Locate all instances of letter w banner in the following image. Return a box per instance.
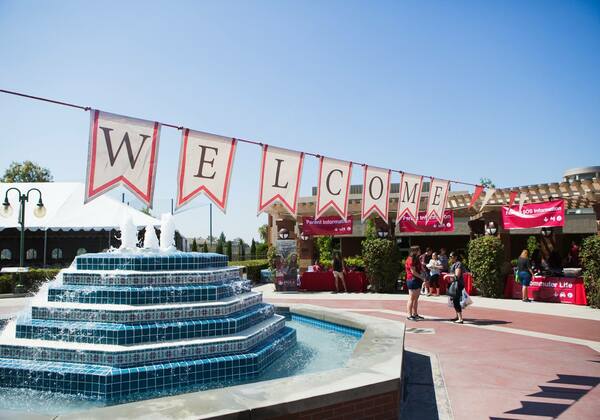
[361,165,391,222]
[316,157,352,219]
[396,173,423,224]
[176,129,237,212]
[85,110,160,207]
[257,145,304,217]
[426,178,450,224]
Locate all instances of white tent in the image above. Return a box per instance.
[0,182,160,231]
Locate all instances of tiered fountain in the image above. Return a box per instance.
[0,215,296,401]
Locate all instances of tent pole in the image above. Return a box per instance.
[43,229,47,267]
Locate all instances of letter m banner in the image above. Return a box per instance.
[85,110,160,207]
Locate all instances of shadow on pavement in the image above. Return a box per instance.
[491,373,600,419]
[401,351,440,420]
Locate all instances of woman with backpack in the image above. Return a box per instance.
[448,252,465,324]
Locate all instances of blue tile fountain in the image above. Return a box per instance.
[0,216,296,401]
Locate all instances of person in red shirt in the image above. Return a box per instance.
[406,246,426,321]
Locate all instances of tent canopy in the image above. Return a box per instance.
[0,182,161,232]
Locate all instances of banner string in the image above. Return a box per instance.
[0,88,481,188]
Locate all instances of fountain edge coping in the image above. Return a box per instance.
[12,304,405,420]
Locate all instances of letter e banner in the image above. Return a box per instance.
[85,110,160,207]
[426,178,450,224]
[176,129,237,212]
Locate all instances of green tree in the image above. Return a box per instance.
[239,240,246,259]
[581,235,600,308]
[316,236,333,268]
[202,242,208,253]
[216,232,225,254]
[226,240,233,260]
[362,237,401,293]
[191,238,198,252]
[468,235,505,297]
[250,239,257,258]
[2,161,53,182]
[479,177,495,188]
[258,224,268,243]
[526,236,539,257]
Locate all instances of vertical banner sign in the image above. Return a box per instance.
[85,110,160,207]
[508,191,518,207]
[176,129,237,212]
[396,173,423,224]
[480,188,496,211]
[518,192,528,213]
[426,178,450,224]
[361,165,391,222]
[468,185,484,209]
[257,145,304,217]
[316,157,352,219]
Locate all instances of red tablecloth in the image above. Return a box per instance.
[504,275,587,305]
[440,272,475,295]
[300,271,367,292]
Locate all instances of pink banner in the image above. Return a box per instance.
[302,216,353,236]
[398,210,454,232]
[502,199,565,230]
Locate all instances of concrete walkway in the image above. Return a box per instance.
[256,284,600,420]
[2,289,599,419]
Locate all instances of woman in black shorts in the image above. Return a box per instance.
[405,246,426,321]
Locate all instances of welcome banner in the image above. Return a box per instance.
[361,165,391,222]
[502,199,565,230]
[396,173,423,224]
[315,157,353,219]
[398,210,454,232]
[85,110,160,207]
[257,145,304,217]
[176,129,237,212]
[426,178,450,224]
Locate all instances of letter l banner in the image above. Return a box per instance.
[426,178,450,224]
[361,165,391,222]
[316,157,352,219]
[85,110,160,207]
[257,145,304,217]
[176,129,237,212]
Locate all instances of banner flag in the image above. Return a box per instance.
[361,165,391,222]
[518,192,528,213]
[303,215,353,236]
[316,157,352,219]
[508,191,518,207]
[176,129,237,212]
[85,110,160,207]
[468,185,484,209]
[426,178,450,224]
[479,188,496,211]
[502,199,565,230]
[257,145,304,217]
[396,173,423,224]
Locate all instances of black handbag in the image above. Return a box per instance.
[447,279,458,296]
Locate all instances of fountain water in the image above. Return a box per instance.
[0,218,296,401]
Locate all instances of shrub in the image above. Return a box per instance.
[229,259,269,282]
[581,235,600,308]
[468,235,505,297]
[344,255,365,271]
[316,236,333,268]
[362,238,401,293]
[0,268,60,294]
[526,235,539,257]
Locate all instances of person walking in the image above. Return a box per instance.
[406,246,426,321]
[448,252,465,323]
[420,247,433,295]
[427,252,444,296]
[517,249,534,302]
[332,252,348,293]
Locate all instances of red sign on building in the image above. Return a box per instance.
[502,199,565,230]
[398,210,454,233]
[302,216,353,236]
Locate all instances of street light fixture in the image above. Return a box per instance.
[278,228,289,240]
[541,227,553,237]
[485,221,498,236]
[299,230,309,241]
[0,187,46,271]
[377,228,388,238]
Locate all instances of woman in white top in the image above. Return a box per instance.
[426,252,444,296]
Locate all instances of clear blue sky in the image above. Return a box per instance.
[1,0,599,242]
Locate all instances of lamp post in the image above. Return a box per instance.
[377,227,389,239]
[485,221,498,236]
[541,227,553,237]
[0,188,46,285]
[299,230,309,241]
[278,228,289,240]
